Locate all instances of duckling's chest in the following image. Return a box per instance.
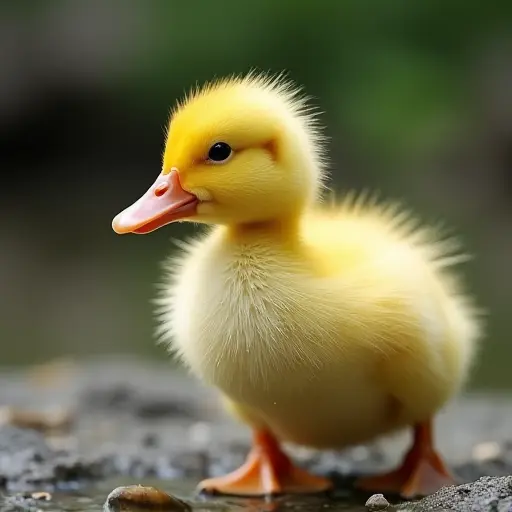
[165,236,343,395]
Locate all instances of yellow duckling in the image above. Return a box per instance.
[112,72,483,499]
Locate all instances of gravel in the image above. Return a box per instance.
[0,356,511,511]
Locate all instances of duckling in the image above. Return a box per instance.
[112,72,483,499]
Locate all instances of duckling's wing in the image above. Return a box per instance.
[302,194,483,417]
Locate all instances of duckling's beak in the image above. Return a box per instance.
[112,170,198,234]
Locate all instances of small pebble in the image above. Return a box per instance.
[0,406,73,434]
[105,485,191,511]
[30,492,52,501]
[365,493,389,511]
[5,491,53,511]
[472,441,501,462]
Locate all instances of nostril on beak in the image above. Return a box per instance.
[154,182,169,197]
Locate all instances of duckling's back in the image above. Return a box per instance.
[311,193,479,322]
[304,194,468,280]
[301,194,482,394]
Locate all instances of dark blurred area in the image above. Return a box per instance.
[0,1,511,388]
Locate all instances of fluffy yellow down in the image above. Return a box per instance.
[152,72,483,449]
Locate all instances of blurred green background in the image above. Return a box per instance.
[0,1,511,388]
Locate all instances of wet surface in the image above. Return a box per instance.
[0,478,373,512]
[0,357,512,511]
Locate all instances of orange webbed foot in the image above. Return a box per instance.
[356,420,456,499]
[198,430,332,496]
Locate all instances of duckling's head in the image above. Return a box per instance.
[112,72,327,234]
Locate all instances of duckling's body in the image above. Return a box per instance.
[162,204,475,451]
[112,72,483,499]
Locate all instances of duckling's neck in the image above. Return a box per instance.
[225,215,302,245]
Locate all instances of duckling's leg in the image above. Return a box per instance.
[356,420,456,499]
[198,429,332,496]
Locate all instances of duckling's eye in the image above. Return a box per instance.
[207,142,232,164]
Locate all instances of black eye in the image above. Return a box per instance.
[207,142,232,163]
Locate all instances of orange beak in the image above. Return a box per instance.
[112,170,198,235]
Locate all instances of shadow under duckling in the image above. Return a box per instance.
[112,72,484,500]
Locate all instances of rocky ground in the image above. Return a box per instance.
[0,356,511,511]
